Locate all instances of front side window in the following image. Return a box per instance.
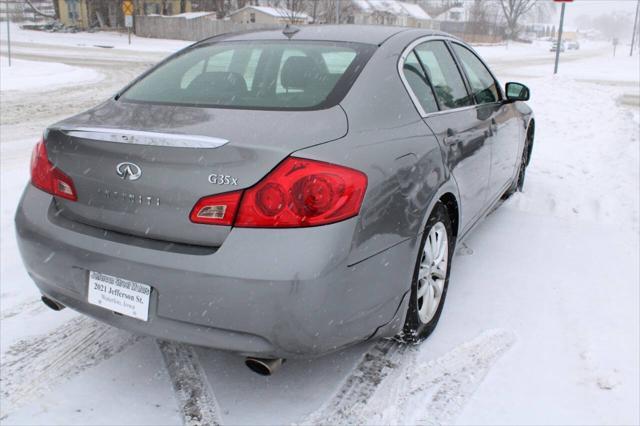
[122,41,375,110]
[402,51,438,114]
[414,41,473,110]
[451,43,500,104]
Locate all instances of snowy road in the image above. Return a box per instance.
[1,30,639,426]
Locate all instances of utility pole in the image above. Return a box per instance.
[5,1,11,67]
[335,0,340,24]
[553,2,567,74]
[631,0,639,56]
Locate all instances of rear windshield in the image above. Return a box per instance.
[121,41,375,111]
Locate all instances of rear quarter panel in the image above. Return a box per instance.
[296,31,453,267]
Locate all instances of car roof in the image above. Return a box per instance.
[198,25,452,46]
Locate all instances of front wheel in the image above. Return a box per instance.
[400,203,454,343]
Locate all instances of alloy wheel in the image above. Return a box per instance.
[417,222,449,324]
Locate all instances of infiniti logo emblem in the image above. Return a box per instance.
[116,162,142,181]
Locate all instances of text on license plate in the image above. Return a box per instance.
[88,271,151,321]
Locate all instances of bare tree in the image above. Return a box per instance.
[214,0,228,18]
[313,0,352,24]
[498,0,539,38]
[24,0,56,19]
[467,0,490,35]
[421,0,461,20]
[279,0,308,24]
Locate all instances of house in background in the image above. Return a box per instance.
[0,0,55,22]
[229,6,311,25]
[56,0,192,29]
[349,0,435,29]
[441,6,464,22]
[140,0,192,16]
[57,0,89,28]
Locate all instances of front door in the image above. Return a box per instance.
[450,42,522,199]
[414,40,492,232]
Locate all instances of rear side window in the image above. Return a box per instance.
[122,41,375,111]
[451,43,500,104]
[402,51,438,114]
[414,41,473,110]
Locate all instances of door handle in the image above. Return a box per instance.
[444,128,459,145]
[490,118,498,135]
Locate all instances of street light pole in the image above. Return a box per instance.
[5,2,11,67]
[553,2,566,74]
[631,0,639,56]
[336,0,340,24]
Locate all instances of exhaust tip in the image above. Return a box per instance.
[41,296,65,311]
[245,357,284,376]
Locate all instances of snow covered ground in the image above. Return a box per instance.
[0,58,102,92]
[1,28,639,425]
[4,23,191,53]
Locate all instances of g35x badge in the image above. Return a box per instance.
[208,173,238,186]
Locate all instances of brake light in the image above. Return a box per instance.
[235,157,367,228]
[30,139,77,201]
[190,191,242,225]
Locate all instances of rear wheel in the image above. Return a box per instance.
[504,125,534,199]
[401,203,454,343]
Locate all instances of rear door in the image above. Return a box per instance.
[411,40,492,232]
[450,42,521,200]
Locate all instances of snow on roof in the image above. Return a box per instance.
[230,5,309,20]
[354,0,431,21]
[161,12,215,19]
[398,2,430,20]
[353,0,372,13]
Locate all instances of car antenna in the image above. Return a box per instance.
[283,24,300,40]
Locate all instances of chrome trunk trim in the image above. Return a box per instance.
[56,127,229,149]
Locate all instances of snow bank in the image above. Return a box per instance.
[7,23,191,53]
[0,58,103,92]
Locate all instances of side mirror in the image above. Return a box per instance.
[505,82,530,102]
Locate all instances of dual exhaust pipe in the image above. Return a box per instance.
[42,296,285,375]
[41,296,65,311]
[245,357,285,376]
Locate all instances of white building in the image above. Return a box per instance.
[350,0,435,28]
[229,5,311,25]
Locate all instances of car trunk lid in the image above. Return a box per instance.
[46,101,347,247]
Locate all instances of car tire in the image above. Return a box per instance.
[400,202,454,343]
[503,125,534,199]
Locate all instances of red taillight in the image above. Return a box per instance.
[30,139,77,201]
[235,157,367,228]
[190,191,242,225]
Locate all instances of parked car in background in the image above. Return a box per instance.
[15,25,534,375]
[567,41,580,50]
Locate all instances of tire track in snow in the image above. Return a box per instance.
[157,340,221,426]
[303,329,515,425]
[301,339,409,424]
[0,298,47,320]
[0,316,142,415]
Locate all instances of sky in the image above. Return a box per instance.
[559,0,639,27]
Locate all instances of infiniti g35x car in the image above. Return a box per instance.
[16,25,534,365]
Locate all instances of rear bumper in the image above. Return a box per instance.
[15,185,416,358]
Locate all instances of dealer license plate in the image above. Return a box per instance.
[88,271,151,321]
